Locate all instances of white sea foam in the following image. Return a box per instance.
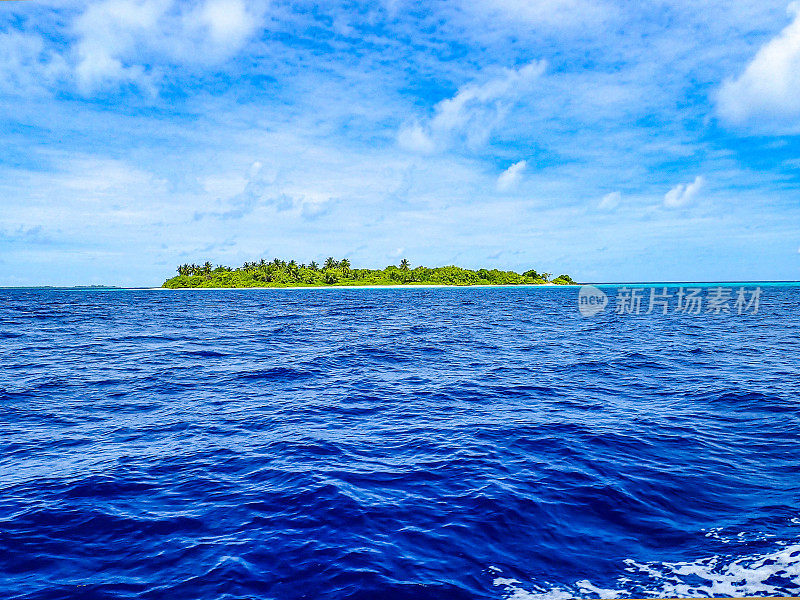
[491,543,800,599]
[701,527,777,544]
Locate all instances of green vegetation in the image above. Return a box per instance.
[162,258,576,288]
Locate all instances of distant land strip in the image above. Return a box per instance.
[162,258,575,288]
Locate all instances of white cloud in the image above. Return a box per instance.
[0,32,69,95]
[73,0,165,93]
[396,123,436,153]
[381,0,403,19]
[469,0,610,28]
[664,176,704,208]
[300,199,333,220]
[0,153,171,245]
[198,0,254,49]
[398,61,546,152]
[194,160,343,221]
[496,160,526,191]
[46,156,164,195]
[598,191,621,210]
[718,4,800,128]
[72,0,262,93]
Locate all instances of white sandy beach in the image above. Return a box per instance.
[151,283,567,290]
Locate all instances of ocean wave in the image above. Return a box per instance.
[491,542,800,599]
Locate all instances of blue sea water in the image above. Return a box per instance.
[1,285,799,600]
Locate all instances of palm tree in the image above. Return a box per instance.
[324,257,336,270]
[309,261,319,271]
[287,260,299,280]
[339,258,351,276]
[203,261,212,275]
[400,258,410,271]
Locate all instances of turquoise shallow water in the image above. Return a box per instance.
[1,285,799,599]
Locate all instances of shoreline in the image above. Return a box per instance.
[153,283,566,290]
[152,280,800,290]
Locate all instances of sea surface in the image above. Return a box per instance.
[1,285,799,600]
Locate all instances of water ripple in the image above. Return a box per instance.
[0,286,799,599]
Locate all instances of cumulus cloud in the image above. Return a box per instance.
[73,0,262,93]
[398,61,546,152]
[598,191,621,210]
[664,176,704,208]
[496,160,526,191]
[718,4,800,128]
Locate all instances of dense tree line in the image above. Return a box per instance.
[164,258,575,288]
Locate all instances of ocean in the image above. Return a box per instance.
[1,285,799,599]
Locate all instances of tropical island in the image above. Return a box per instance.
[162,258,575,288]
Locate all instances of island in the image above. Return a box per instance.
[162,258,576,288]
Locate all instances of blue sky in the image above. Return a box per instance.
[1,0,799,285]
